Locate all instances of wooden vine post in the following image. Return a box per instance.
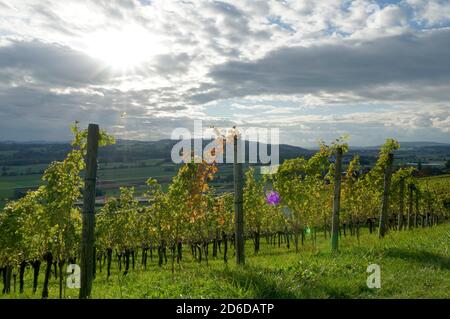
[79,124,99,299]
[331,147,343,253]
[233,129,245,265]
[379,153,394,238]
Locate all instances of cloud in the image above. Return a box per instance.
[0,0,449,145]
[231,103,276,111]
[152,53,191,75]
[407,0,450,26]
[0,39,112,87]
[195,29,450,104]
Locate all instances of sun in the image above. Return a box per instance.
[83,25,164,70]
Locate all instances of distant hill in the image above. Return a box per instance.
[358,141,450,150]
[0,139,448,167]
[0,139,311,166]
[101,139,312,163]
[397,141,450,148]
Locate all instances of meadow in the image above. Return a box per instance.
[2,223,448,299]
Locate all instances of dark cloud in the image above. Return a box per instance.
[0,40,112,87]
[0,85,231,141]
[153,53,191,75]
[193,29,450,103]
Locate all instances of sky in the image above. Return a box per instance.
[0,0,449,147]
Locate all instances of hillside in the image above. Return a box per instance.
[1,139,449,166]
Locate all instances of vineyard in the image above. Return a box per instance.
[0,124,449,299]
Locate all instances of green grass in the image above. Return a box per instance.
[0,174,42,198]
[0,165,178,200]
[0,164,48,174]
[0,162,236,203]
[98,166,175,182]
[2,223,449,299]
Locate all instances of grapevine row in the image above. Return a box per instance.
[0,126,448,298]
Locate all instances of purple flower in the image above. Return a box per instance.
[266,190,281,206]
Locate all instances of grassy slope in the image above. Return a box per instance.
[3,223,449,299]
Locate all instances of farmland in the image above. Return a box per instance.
[0,161,236,204]
[1,139,449,207]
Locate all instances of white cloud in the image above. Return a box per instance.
[0,0,449,145]
[407,0,450,26]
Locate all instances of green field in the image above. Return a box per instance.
[0,161,236,205]
[3,223,448,299]
[0,174,42,199]
[0,163,172,199]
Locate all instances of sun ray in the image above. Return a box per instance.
[82,25,165,71]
